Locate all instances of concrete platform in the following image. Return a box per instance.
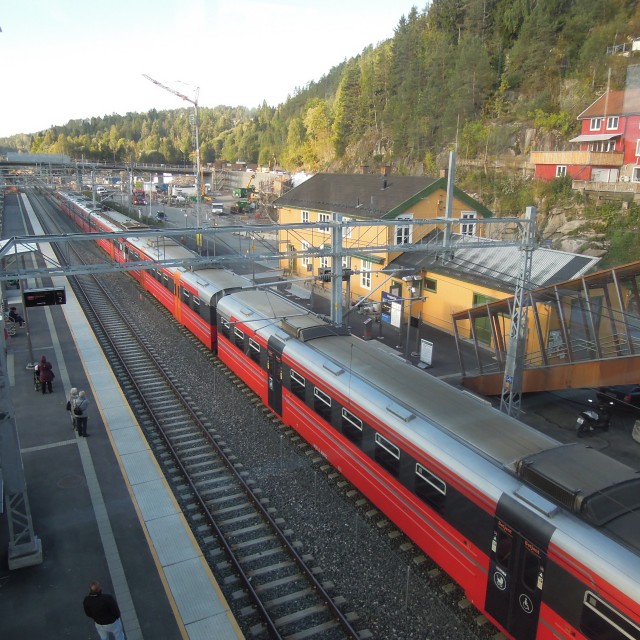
[0,192,244,639]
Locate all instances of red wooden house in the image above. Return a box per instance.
[531,89,640,183]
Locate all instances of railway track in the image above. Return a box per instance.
[31,190,369,640]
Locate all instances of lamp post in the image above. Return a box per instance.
[142,74,201,236]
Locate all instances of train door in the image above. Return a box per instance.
[267,336,285,416]
[485,495,554,640]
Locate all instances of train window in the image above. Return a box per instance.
[415,463,446,512]
[375,433,400,476]
[234,327,244,349]
[522,548,540,591]
[182,289,191,305]
[341,408,363,443]
[220,318,231,339]
[194,297,200,311]
[580,591,640,640]
[290,369,306,401]
[314,387,332,421]
[495,527,513,568]
[249,339,260,364]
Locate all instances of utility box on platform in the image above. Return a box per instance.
[23,287,66,308]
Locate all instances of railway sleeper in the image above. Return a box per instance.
[207,491,251,508]
[223,522,270,538]
[239,547,285,565]
[232,534,277,550]
[262,587,314,609]
[198,483,238,498]
[273,605,337,631]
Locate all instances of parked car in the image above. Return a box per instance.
[596,385,640,412]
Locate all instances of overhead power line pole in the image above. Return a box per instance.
[499,205,537,418]
[142,74,202,236]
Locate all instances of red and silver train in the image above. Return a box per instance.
[56,190,640,640]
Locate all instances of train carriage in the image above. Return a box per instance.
[216,289,640,640]
[54,190,640,640]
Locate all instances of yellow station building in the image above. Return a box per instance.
[274,170,600,342]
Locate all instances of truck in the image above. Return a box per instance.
[230,199,251,214]
[132,189,146,205]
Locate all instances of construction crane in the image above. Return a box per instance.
[142,74,202,230]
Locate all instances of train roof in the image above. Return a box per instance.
[219,288,640,552]
[223,290,344,340]
[220,289,555,465]
[180,266,251,303]
[516,445,640,550]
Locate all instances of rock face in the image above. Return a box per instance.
[537,201,610,256]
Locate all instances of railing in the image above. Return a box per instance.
[523,332,640,369]
[460,331,640,379]
[530,150,624,166]
[573,180,640,194]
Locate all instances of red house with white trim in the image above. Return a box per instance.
[531,89,640,183]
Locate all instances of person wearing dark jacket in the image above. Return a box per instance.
[38,355,54,394]
[83,581,125,640]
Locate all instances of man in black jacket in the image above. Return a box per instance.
[83,581,125,639]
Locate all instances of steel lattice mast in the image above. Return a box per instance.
[499,206,537,417]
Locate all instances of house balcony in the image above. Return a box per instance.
[530,150,624,166]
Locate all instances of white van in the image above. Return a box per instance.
[211,202,225,215]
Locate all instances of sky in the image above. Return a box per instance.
[0,0,420,138]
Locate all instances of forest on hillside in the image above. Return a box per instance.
[2,0,639,175]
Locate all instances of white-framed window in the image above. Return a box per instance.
[360,260,372,289]
[556,165,567,177]
[636,139,640,157]
[580,591,640,640]
[313,386,332,420]
[589,117,602,131]
[396,224,411,245]
[290,369,306,400]
[606,116,619,130]
[338,215,353,239]
[301,210,309,223]
[320,254,330,270]
[633,166,640,182]
[301,240,312,267]
[460,211,477,237]
[319,212,331,233]
[248,338,260,363]
[589,139,617,152]
[395,214,413,245]
[342,255,351,270]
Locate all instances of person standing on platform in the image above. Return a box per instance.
[83,581,126,640]
[67,387,79,431]
[75,390,89,436]
[38,355,54,394]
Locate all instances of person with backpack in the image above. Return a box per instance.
[75,390,89,437]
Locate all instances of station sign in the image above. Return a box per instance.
[23,287,66,307]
